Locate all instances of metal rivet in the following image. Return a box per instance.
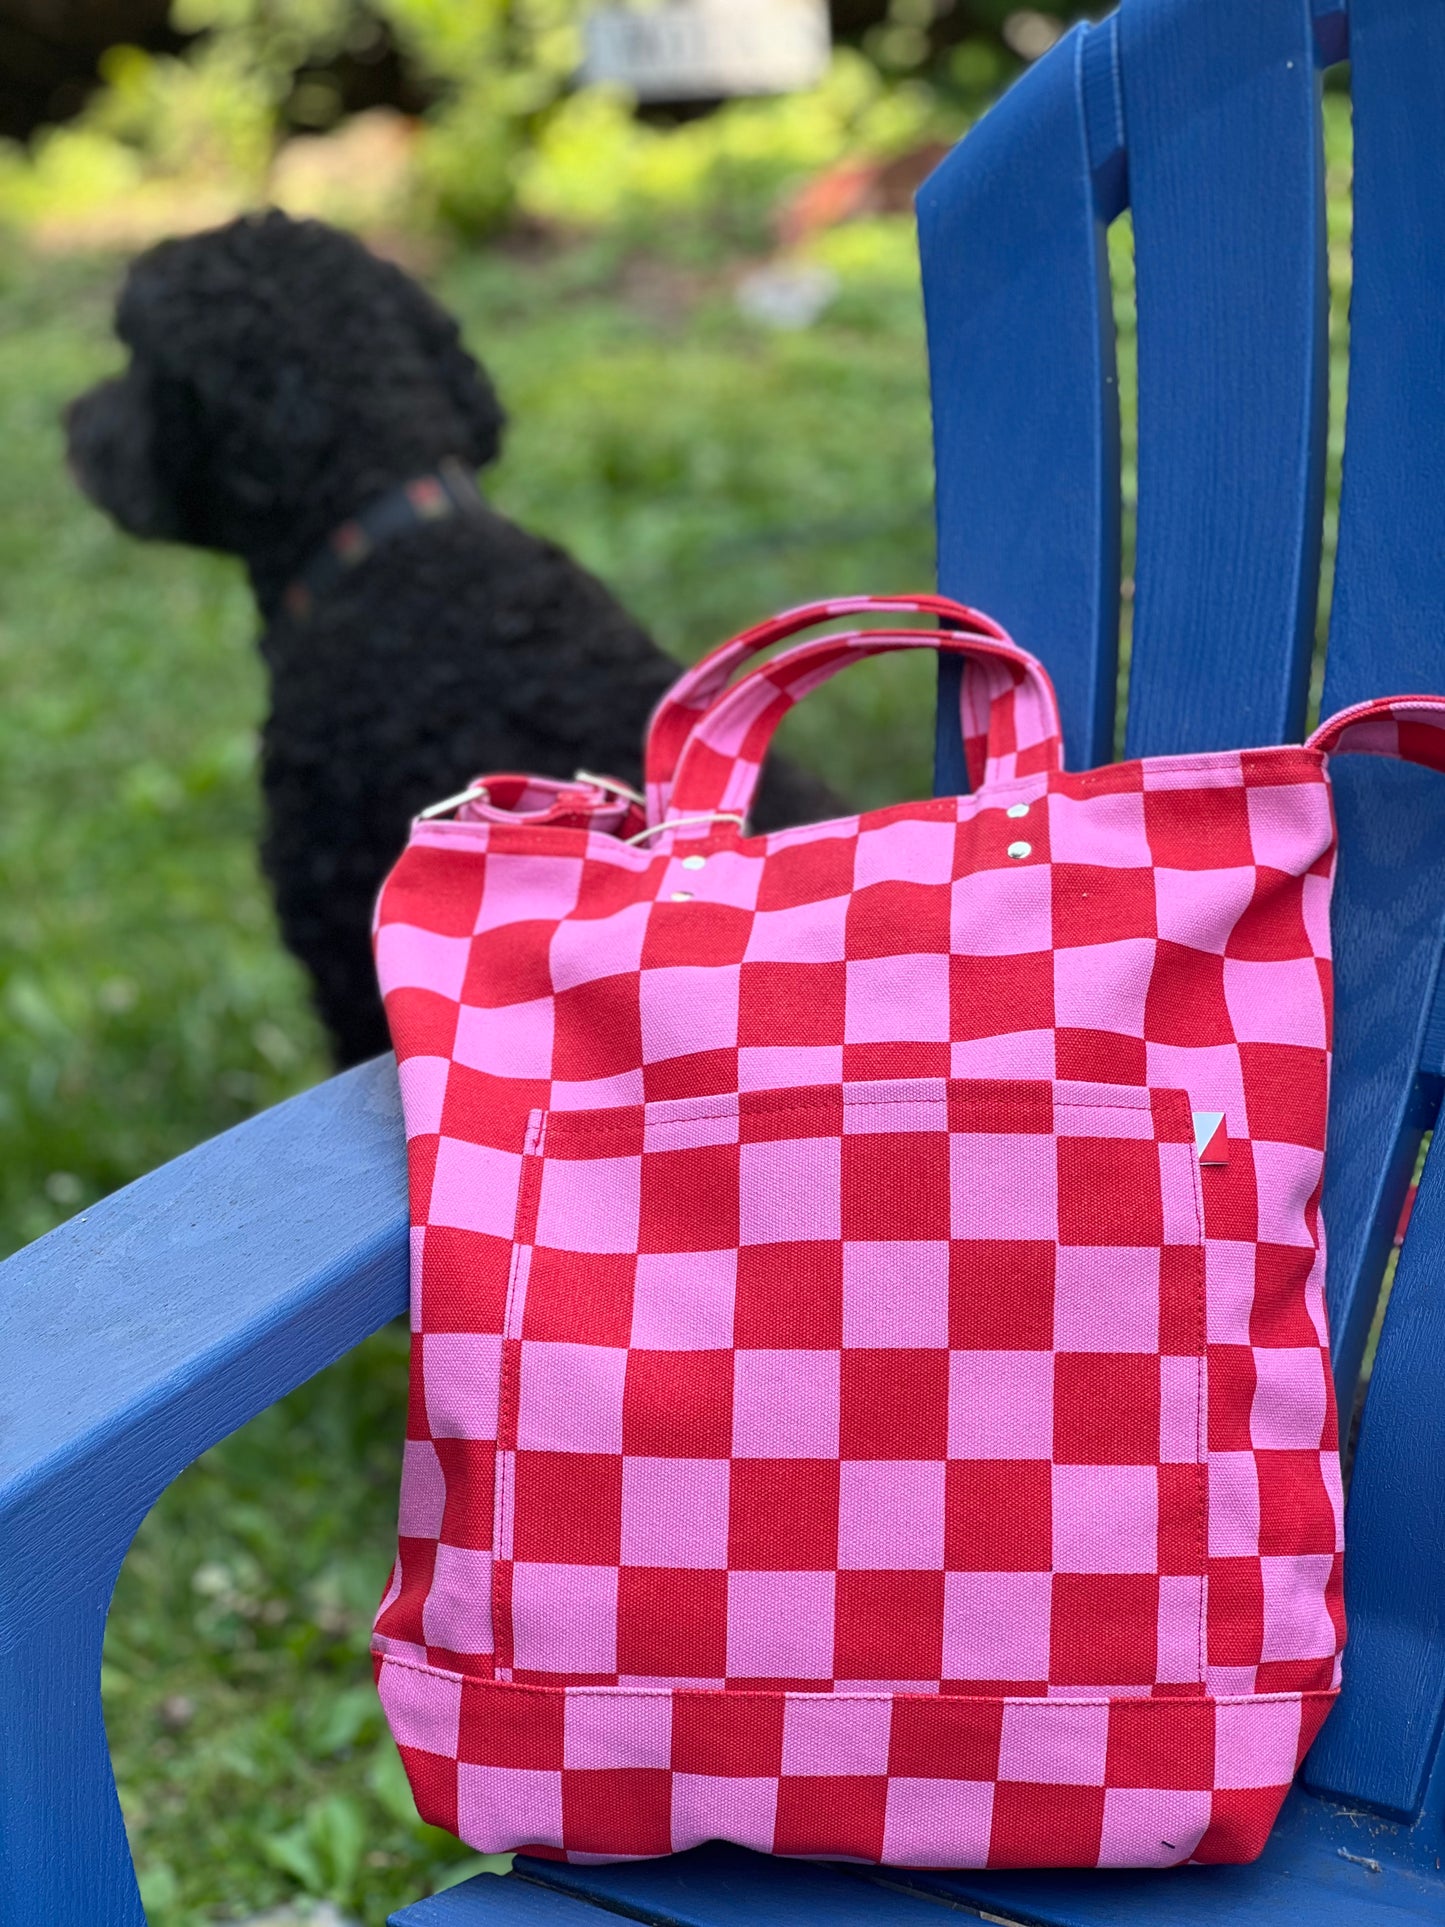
[681,854,707,870]
[670,890,694,903]
[1007,841,1033,861]
[1007,802,1030,819]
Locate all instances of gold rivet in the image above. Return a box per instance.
[681,854,707,871]
[1007,841,1033,861]
[670,890,694,902]
[1007,802,1030,819]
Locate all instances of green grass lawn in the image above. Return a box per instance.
[0,89,1351,1926]
[1,212,945,1924]
[0,220,942,1267]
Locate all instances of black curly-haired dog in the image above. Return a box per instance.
[66,210,837,1067]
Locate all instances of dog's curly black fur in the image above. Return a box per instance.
[66,210,838,1067]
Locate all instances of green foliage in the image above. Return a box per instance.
[518,51,955,253]
[87,32,284,184]
[370,0,584,232]
[0,1,971,242]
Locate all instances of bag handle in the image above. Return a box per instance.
[645,595,1018,822]
[1308,694,1445,769]
[664,621,1063,828]
[652,673,1445,839]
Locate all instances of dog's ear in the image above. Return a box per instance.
[404,292,508,473]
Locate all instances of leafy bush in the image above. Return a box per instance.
[0,0,984,242]
[518,52,952,253]
[314,0,583,232]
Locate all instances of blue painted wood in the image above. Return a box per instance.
[894,1769,1445,1924]
[390,1874,605,1924]
[1317,759,1445,1408]
[1311,0,1445,1410]
[1312,0,1351,64]
[1305,1128,1445,1818]
[9,5,1445,1924]
[919,15,1124,786]
[426,1771,1445,1927]
[1317,0,1356,65]
[925,0,1331,785]
[0,1595,144,1927]
[1118,0,1327,759]
[0,1058,408,1927]
[520,1843,987,1925]
[922,0,1445,1434]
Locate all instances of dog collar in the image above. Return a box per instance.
[280,457,485,621]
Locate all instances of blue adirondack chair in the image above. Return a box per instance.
[4,0,1445,1921]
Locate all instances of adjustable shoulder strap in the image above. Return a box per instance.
[1308,695,1445,770]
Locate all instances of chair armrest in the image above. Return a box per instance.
[0,1058,409,1927]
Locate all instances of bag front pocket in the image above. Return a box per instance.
[492,1076,1206,1695]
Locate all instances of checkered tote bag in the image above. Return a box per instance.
[370,595,1445,1870]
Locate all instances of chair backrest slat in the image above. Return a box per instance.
[1313,0,1445,1402]
[1322,0,1445,709]
[919,20,1123,783]
[920,0,1445,1829]
[1119,0,1327,758]
[1304,1119,1445,1821]
[1299,0,1445,1819]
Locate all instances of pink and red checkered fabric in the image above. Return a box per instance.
[371,597,1445,1871]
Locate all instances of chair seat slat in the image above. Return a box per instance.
[390,1872,615,1923]
[515,1844,973,1926]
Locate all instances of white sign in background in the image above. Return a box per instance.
[583,0,833,100]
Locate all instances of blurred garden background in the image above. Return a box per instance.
[0,2,1352,1919]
